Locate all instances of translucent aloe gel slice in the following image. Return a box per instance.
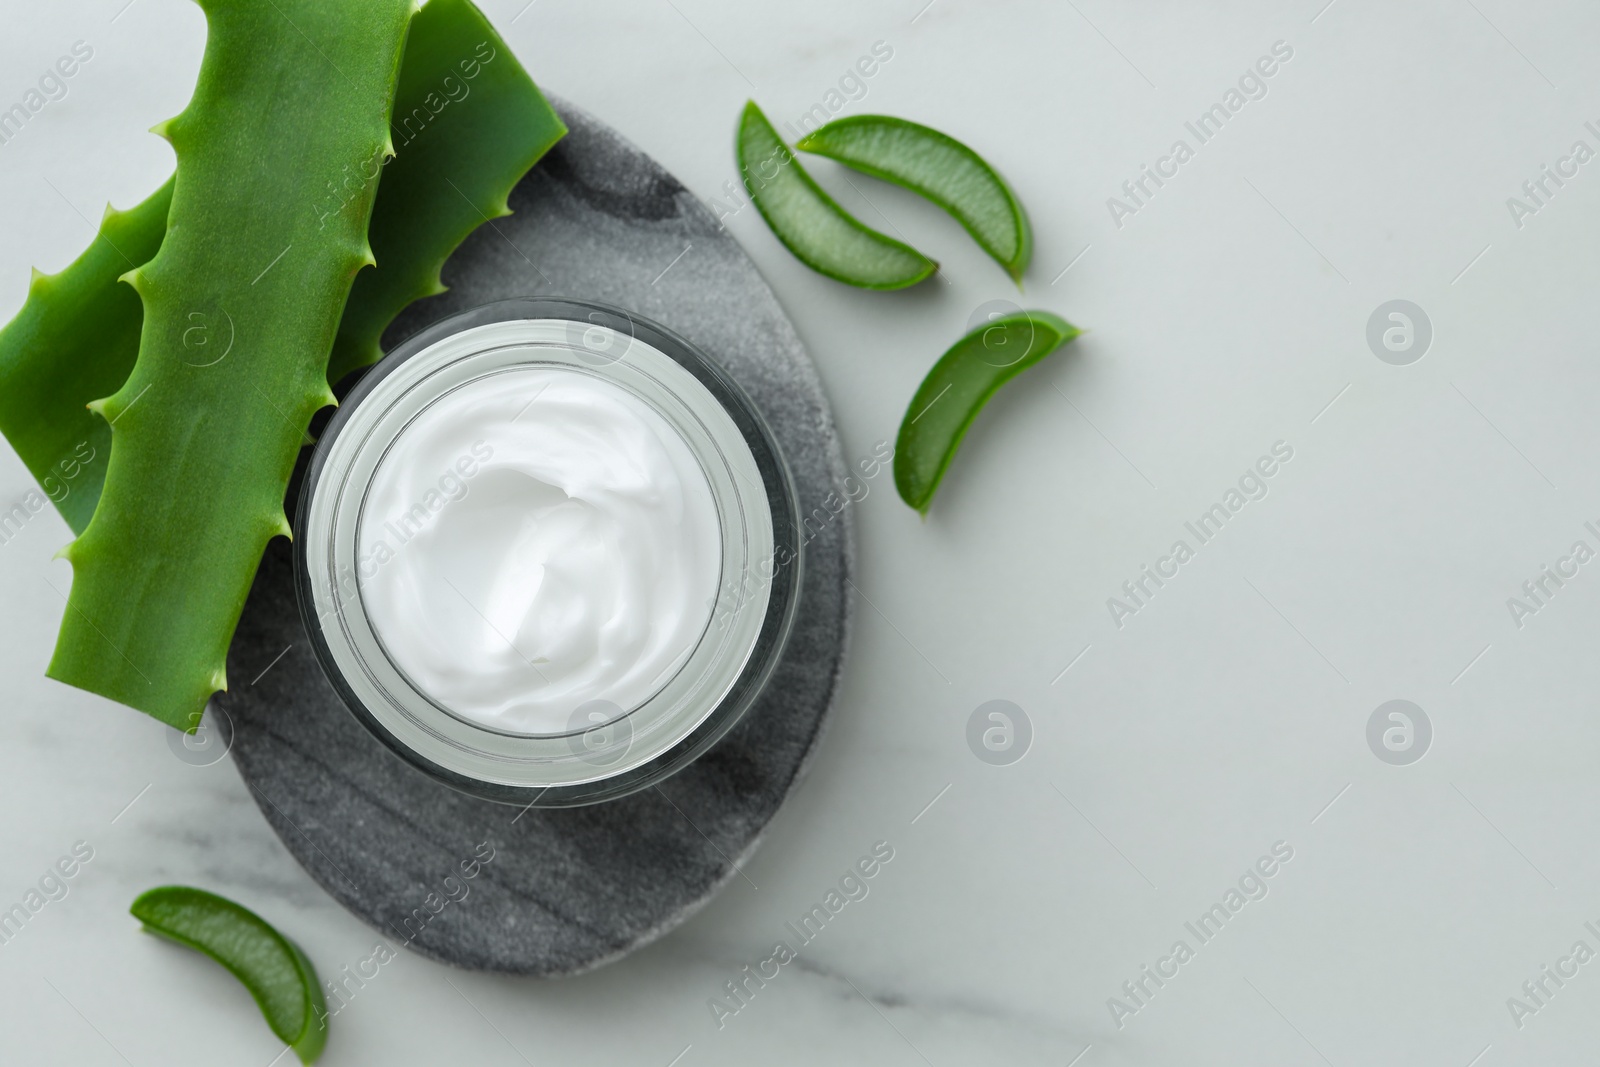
[47,0,417,728]
[737,101,936,290]
[895,311,1079,514]
[797,115,1032,284]
[0,0,563,538]
[132,886,328,1064]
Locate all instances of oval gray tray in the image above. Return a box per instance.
[218,98,851,975]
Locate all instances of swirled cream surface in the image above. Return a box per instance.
[356,366,722,736]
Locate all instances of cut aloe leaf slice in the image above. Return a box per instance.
[797,115,1032,284]
[895,310,1080,514]
[131,886,328,1063]
[737,101,936,290]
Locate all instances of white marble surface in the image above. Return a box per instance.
[3,0,1600,1063]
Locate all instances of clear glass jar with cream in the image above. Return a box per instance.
[296,299,800,807]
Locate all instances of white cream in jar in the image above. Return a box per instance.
[300,305,794,806]
[356,368,722,736]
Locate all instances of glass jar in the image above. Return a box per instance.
[295,299,801,807]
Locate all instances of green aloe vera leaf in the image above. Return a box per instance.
[0,0,564,537]
[895,311,1080,514]
[796,115,1032,285]
[132,886,327,1064]
[328,0,566,384]
[737,101,936,290]
[48,0,415,728]
[0,178,172,534]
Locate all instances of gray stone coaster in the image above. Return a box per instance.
[219,99,851,975]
